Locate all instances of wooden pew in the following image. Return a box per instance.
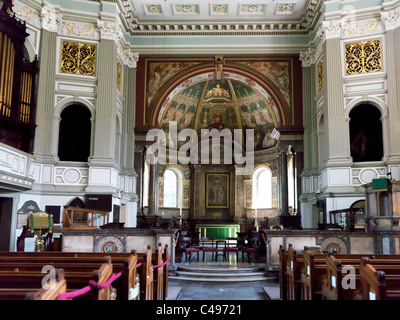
[286,244,304,300]
[0,257,112,300]
[319,254,400,300]
[0,244,168,300]
[300,248,326,300]
[358,257,400,300]
[278,245,288,300]
[0,254,128,300]
[0,268,66,300]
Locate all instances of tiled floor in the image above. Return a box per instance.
[169,279,279,300]
[168,255,280,300]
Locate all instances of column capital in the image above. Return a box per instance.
[40,4,62,33]
[299,47,322,68]
[381,9,400,31]
[318,19,343,41]
[97,19,122,41]
[119,48,139,68]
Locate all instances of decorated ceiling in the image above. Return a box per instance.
[160,79,277,150]
[137,57,300,151]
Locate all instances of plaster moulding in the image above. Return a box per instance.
[380,8,400,30]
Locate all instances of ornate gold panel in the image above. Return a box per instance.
[345,39,382,76]
[317,59,323,92]
[117,60,122,92]
[60,41,96,76]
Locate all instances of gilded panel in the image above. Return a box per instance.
[60,41,97,76]
[345,39,382,76]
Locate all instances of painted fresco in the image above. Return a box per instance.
[160,79,276,151]
[146,61,199,121]
[236,61,291,105]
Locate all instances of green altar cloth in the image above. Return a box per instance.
[195,224,240,240]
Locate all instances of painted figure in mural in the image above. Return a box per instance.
[162,101,178,124]
[258,100,274,123]
[250,102,266,126]
[175,104,187,124]
[180,105,196,129]
[240,105,256,128]
[211,113,225,131]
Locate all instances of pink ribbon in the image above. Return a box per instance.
[153,258,170,269]
[56,272,122,300]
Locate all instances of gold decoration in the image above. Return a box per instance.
[345,39,382,76]
[317,59,323,92]
[60,41,96,76]
[117,60,122,92]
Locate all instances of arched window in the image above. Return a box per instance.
[349,103,383,162]
[58,104,91,162]
[163,167,183,208]
[252,166,273,208]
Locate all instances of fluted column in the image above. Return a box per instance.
[381,11,400,163]
[33,26,60,163]
[89,38,118,166]
[299,48,319,190]
[120,50,139,227]
[321,20,352,167]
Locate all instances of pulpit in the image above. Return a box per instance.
[364,179,400,231]
[62,206,110,229]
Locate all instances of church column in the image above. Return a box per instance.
[86,20,119,193]
[147,151,159,216]
[299,48,319,189]
[381,11,400,165]
[321,20,352,167]
[89,24,118,166]
[33,7,62,164]
[278,147,289,217]
[119,50,139,227]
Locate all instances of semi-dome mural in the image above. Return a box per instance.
[158,78,279,151]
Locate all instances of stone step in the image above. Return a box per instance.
[175,270,267,278]
[169,275,276,282]
[176,265,266,274]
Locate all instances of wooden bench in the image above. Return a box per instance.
[285,244,305,300]
[278,245,288,300]
[357,257,400,300]
[280,244,400,301]
[0,248,152,300]
[300,248,326,300]
[0,243,170,300]
[0,257,113,300]
[0,268,66,300]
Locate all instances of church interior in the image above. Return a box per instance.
[1,0,400,302]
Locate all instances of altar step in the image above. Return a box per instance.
[169,263,278,283]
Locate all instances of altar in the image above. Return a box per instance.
[195,224,240,240]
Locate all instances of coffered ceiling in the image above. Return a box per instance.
[124,0,324,34]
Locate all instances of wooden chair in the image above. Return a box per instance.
[201,237,217,262]
[223,237,239,262]
[182,237,199,263]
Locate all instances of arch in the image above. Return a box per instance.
[149,63,289,128]
[344,96,388,118]
[23,37,37,62]
[252,165,273,209]
[349,103,383,162]
[58,104,92,162]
